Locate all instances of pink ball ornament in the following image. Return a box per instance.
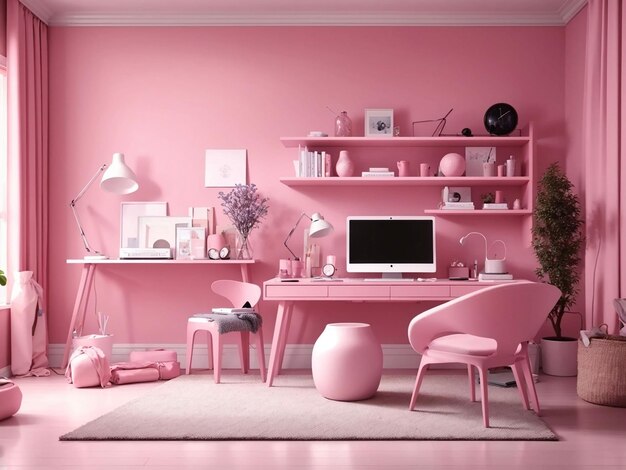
[438,153,466,176]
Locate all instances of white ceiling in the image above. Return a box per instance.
[21,0,588,26]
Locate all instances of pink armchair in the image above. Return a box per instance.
[408,281,560,427]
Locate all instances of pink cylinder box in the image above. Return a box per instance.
[0,382,22,421]
[419,163,431,177]
[497,164,506,177]
[397,160,410,177]
[312,323,383,401]
[495,190,504,204]
[291,259,304,278]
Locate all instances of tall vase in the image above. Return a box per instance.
[235,232,253,260]
[335,150,355,177]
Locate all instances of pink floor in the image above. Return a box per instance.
[2,370,626,469]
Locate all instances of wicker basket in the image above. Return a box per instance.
[577,335,626,407]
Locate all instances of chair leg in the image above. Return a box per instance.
[477,367,490,427]
[212,333,223,384]
[238,332,250,374]
[255,329,266,382]
[511,361,530,410]
[409,359,429,410]
[185,326,196,374]
[206,331,213,371]
[521,356,541,415]
[467,364,476,402]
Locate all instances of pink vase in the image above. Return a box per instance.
[312,323,383,401]
[335,150,355,177]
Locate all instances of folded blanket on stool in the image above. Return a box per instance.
[191,312,262,334]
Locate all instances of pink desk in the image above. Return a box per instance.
[63,259,254,368]
[263,277,519,386]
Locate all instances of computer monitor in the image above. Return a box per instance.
[346,216,437,279]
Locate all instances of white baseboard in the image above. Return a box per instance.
[47,343,422,370]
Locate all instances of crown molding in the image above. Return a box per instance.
[559,0,588,23]
[46,11,578,27]
[19,0,53,24]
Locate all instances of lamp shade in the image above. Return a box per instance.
[309,212,333,238]
[100,153,139,194]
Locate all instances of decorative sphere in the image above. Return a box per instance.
[439,153,466,176]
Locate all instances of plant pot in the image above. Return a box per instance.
[541,336,578,376]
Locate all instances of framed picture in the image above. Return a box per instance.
[137,216,192,254]
[176,226,206,260]
[465,147,496,176]
[365,109,394,137]
[120,202,168,249]
[204,149,247,187]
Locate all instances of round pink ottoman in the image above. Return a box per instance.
[0,381,22,420]
[312,323,383,401]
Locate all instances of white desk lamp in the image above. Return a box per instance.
[459,231,507,274]
[70,153,139,260]
[283,212,333,260]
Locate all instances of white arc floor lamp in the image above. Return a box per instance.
[70,153,139,260]
[284,212,333,260]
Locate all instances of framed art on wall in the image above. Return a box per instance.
[365,109,394,137]
[465,147,496,176]
[204,149,247,187]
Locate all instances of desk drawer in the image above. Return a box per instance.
[265,285,328,298]
[390,285,450,298]
[328,285,390,298]
[450,285,485,297]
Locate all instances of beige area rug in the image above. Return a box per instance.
[60,372,557,441]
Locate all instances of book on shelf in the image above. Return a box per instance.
[368,167,390,172]
[441,202,475,210]
[297,146,328,178]
[361,171,395,177]
[478,272,514,281]
[483,203,509,210]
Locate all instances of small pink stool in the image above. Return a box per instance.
[0,381,22,420]
[312,323,383,401]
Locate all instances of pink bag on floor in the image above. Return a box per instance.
[110,362,160,385]
[10,271,50,377]
[65,346,111,388]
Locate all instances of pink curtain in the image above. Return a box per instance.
[6,0,48,294]
[583,0,624,333]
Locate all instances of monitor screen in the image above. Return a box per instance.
[346,216,436,277]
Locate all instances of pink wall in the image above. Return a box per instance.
[561,6,588,335]
[47,26,566,347]
[0,0,5,58]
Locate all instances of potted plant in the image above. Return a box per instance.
[532,162,584,376]
[0,269,6,286]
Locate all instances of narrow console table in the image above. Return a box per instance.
[63,258,255,368]
[263,277,520,386]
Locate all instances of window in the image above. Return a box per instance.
[0,58,7,304]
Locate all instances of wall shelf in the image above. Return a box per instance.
[280,135,531,149]
[280,176,530,187]
[424,209,532,216]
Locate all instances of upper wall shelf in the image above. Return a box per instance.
[280,135,531,149]
[280,176,530,187]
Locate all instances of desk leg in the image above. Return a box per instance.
[267,300,292,387]
[62,263,96,368]
[276,303,293,373]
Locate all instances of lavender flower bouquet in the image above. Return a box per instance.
[218,184,270,259]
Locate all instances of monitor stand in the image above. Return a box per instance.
[363,273,414,282]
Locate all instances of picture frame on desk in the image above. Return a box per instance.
[176,226,206,260]
[138,216,192,253]
[365,109,394,137]
[120,202,168,249]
